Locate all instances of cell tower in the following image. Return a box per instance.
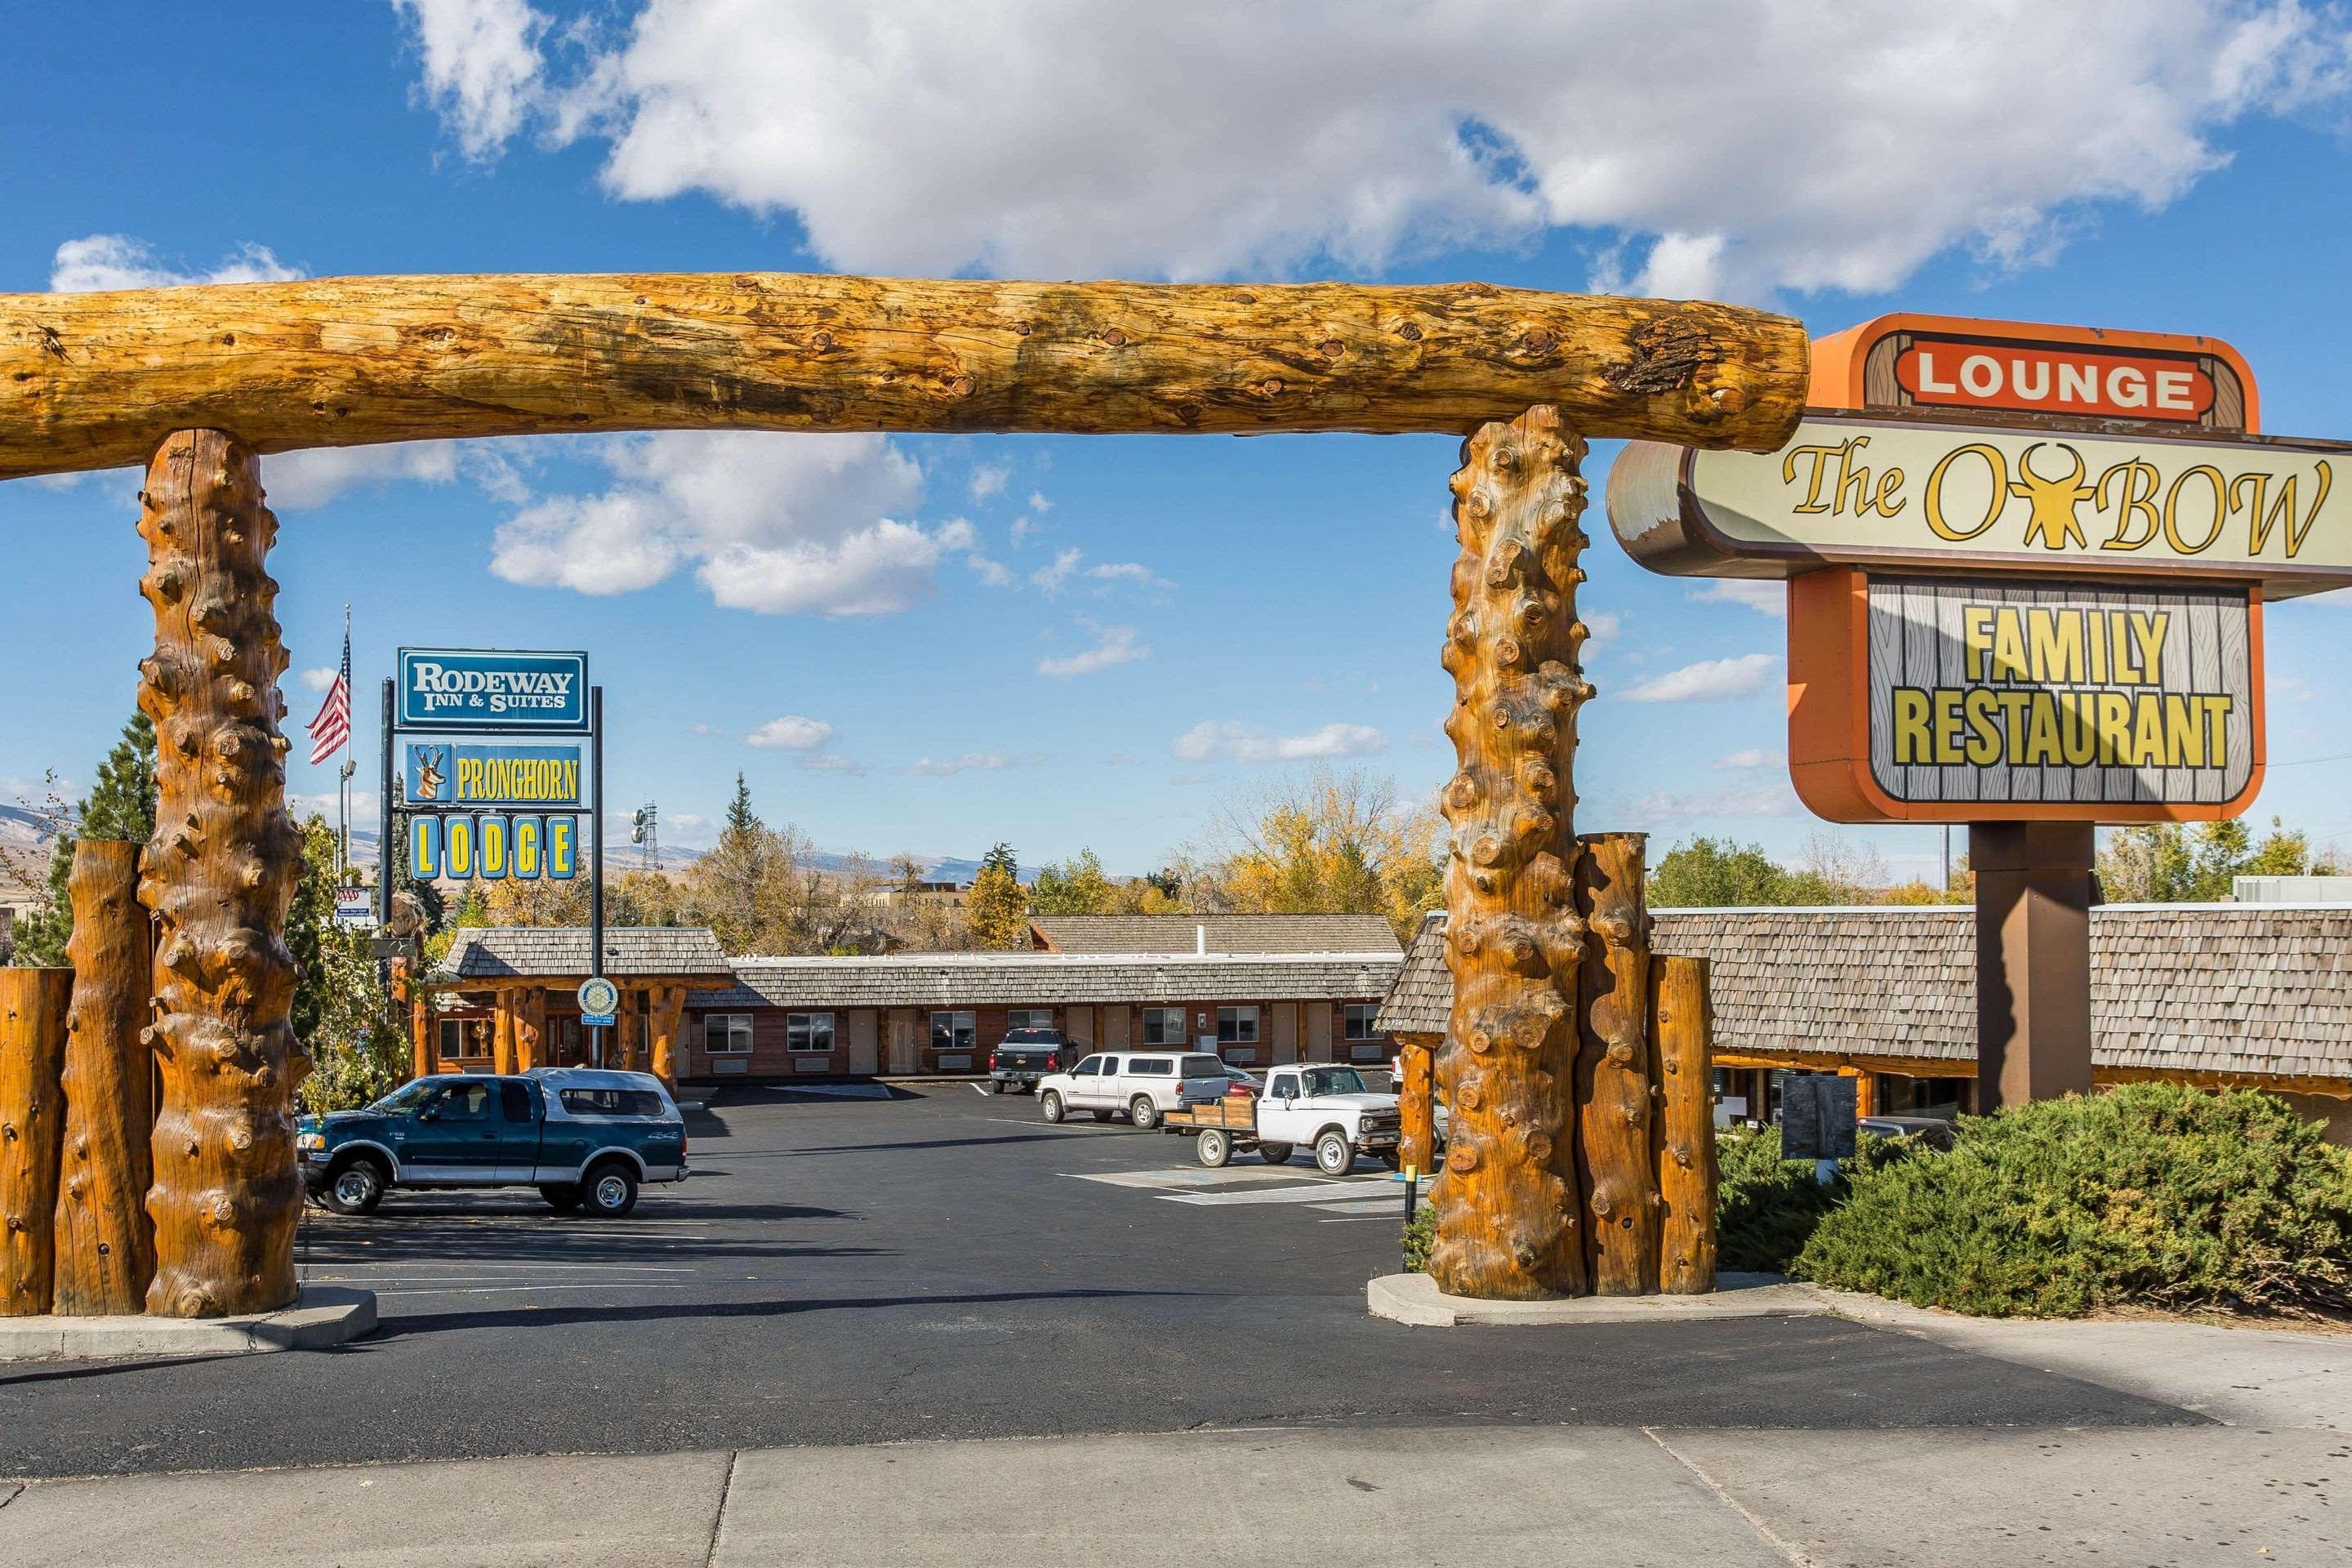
[630,800,662,871]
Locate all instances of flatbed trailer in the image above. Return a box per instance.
[1160,1096,1288,1168]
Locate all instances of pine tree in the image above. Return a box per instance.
[10,714,157,965]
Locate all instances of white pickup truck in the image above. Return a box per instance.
[1161,1064,1404,1175]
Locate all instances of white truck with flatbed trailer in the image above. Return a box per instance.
[1161,1064,1403,1175]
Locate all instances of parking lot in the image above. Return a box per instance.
[2,1086,2194,1480]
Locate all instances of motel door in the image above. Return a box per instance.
[886,1009,917,1075]
[1270,1003,1299,1065]
[846,1010,880,1076]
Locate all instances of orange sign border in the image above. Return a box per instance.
[1809,313,2261,433]
[1786,566,2268,825]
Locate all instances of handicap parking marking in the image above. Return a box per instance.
[1065,1166,1392,1206]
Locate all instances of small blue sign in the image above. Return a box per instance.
[405,743,582,808]
[396,648,589,733]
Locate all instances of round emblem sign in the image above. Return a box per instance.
[577,976,619,1016]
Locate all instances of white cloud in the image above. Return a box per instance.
[1582,609,1623,651]
[407,2,2352,295]
[1038,622,1149,679]
[745,715,834,751]
[967,554,1014,588]
[906,751,1016,776]
[1027,491,1054,513]
[967,461,1012,501]
[489,431,987,614]
[1173,720,1388,764]
[1691,580,1787,618]
[1087,561,1174,592]
[298,667,341,693]
[1626,785,1802,825]
[49,234,301,292]
[1623,653,1777,704]
[1031,547,1083,595]
[1713,747,1784,770]
[265,439,529,511]
[1009,516,1041,548]
[800,754,866,776]
[390,0,551,161]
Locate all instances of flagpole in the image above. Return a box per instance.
[337,604,353,880]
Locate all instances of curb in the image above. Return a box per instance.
[0,1285,377,1362]
[1366,1271,1835,1326]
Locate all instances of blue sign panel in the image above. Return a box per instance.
[405,743,582,809]
[396,648,589,733]
[408,812,579,882]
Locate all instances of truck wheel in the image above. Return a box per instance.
[539,1183,582,1213]
[1196,1128,1232,1168]
[322,1156,388,1216]
[1090,1110,1114,1122]
[583,1162,640,1218]
[1259,1143,1293,1165]
[991,1080,1006,1094]
[1040,1090,1066,1123]
[1315,1130,1354,1175]
[1128,1095,1160,1131]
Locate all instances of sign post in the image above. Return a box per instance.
[1607,314,2349,1111]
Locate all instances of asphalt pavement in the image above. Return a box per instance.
[2,1085,2198,1480]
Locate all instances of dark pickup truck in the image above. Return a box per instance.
[989,1028,1075,1094]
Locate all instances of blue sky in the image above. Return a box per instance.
[6,2,2351,880]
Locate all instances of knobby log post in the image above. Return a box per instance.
[516,989,546,1072]
[0,969,73,1316]
[1575,832,1659,1295]
[136,430,308,1318]
[648,986,686,1088]
[1650,955,1718,1294]
[492,991,517,1076]
[1430,405,1594,1301]
[54,840,158,1314]
[1393,1033,1439,1174]
[0,277,1811,480]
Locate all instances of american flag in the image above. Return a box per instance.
[305,624,352,765]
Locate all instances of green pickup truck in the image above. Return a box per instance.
[296,1067,688,1218]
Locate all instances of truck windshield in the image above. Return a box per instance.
[1300,1068,1370,1097]
[367,1080,440,1114]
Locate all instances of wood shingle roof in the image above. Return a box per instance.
[434,926,733,982]
[1377,905,2352,1083]
[1028,914,1402,956]
[692,951,1401,1011]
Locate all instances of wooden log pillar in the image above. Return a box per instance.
[1575,832,1659,1295]
[1394,1033,1439,1174]
[54,840,158,1314]
[617,992,643,1072]
[514,989,546,1072]
[1849,1067,1877,1118]
[648,986,686,1088]
[136,430,308,1318]
[1430,406,1593,1301]
[1649,955,1718,1295]
[0,969,73,1316]
[492,991,517,1076]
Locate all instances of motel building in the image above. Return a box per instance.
[417,914,1408,1081]
[1377,904,2352,1144]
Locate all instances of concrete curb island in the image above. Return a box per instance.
[1367,1270,1832,1325]
[0,1285,376,1362]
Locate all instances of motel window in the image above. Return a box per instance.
[437,1019,465,1062]
[1008,1009,1054,1031]
[704,1014,753,1055]
[786,1013,835,1054]
[439,1018,488,1061]
[1343,1004,1380,1040]
[1216,1006,1258,1045]
[930,1011,977,1051]
[1141,1008,1187,1046]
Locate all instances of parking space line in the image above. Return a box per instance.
[1070,1167,1334,1190]
[1160,1180,1388,1206]
[371,1281,694,1298]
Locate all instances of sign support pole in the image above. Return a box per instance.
[590,684,605,1070]
[377,679,394,926]
[1970,822,2096,1112]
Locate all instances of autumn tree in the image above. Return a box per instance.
[2097,817,2331,903]
[965,842,1031,949]
[1201,767,1442,941]
[1649,836,1824,907]
[1029,848,1114,915]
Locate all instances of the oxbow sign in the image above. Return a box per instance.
[1607,415,2350,597]
[396,648,589,732]
[1788,569,2260,824]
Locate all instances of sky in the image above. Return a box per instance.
[5,1,2352,881]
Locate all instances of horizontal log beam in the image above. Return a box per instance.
[0,274,1808,480]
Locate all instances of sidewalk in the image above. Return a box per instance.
[6,1308,2345,1567]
